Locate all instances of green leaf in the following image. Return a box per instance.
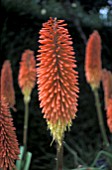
[16,146,24,170]
[24,152,32,170]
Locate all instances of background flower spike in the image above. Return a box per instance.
[85,30,102,90]
[1,60,16,110]
[106,98,112,133]
[18,49,36,103]
[102,69,112,110]
[85,31,109,147]
[18,49,36,165]
[0,96,20,170]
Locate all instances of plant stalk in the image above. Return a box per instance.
[56,142,63,170]
[93,88,109,147]
[20,96,30,170]
[23,99,29,154]
[91,150,112,167]
[63,141,86,165]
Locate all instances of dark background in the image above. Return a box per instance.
[1,0,112,169]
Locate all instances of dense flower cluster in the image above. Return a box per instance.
[0,96,20,170]
[1,60,15,109]
[106,98,112,133]
[102,69,112,109]
[102,69,112,132]
[18,49,36,102]
[85,30,102,90]
[37,17,79,146]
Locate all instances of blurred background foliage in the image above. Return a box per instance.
[1,0,112,169]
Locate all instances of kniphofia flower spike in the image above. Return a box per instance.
[18,49,36,102]
[106,98,112,133]
[37,17,79,147]
[0,96,20,170]
[85,30,102,90]
[1,60,16,110]
[102,69,112,110]
[102,69,112,133]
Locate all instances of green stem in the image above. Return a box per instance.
[71,168,100,170]
[23,99,29,155]
[63,141,86,166]
[21,97,30,170]
[93,88,109,147]
[91,150,112,167]
[56,142,63,170]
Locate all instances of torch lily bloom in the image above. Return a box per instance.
[106,98,112,133]
[18,49,36,102]
[37,18,79,147]
[1,60,16,110]
[85,30,102,90]
[0,96,20,170]
[102,69,112,110]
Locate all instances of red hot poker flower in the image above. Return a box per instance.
[1,60,16,110]
[102,69,112,110]
[106,98,112,133]
[18,50,36,102]
[85,30,102,90]
[0,96,20,170]
[37,18,79,147]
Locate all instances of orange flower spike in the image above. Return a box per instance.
[18,50,36,102]
[0,96,20,170]
[37,18,79,147]
[106,98,112,133]
[1,60,16,110]
[102,69,112,109]
[85,30,102,90]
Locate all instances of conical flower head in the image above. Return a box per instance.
[37,18,79,147]
[18,49,36,102]
[106,98,112,133]
[0,96,20,170]
[102,69,112,109]
[1,60,15,109]
[85,30,102,90]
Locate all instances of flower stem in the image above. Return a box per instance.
[56,141,63,170]
[63,141,86,166]
[23,99,29,154]
[93,88,109,147]
[91,150,112,167]
[20,96,30,170]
